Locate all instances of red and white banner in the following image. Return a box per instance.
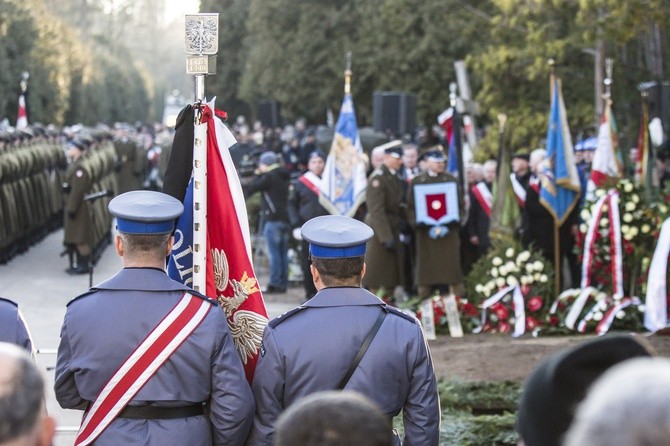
[587,102,621,196]
[75,293,211,446]
[16,93,27,130]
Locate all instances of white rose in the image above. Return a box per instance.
[539,274,548,283]
[475,284,483,293]
[533,261,544,271]
[623,182,634,192]
[492,256,503,266]
[507,276,518,286]
[623,232,633,241]
[520,276,529,285]
[625,202,636,212]
[579,223,588,233]
[580,209,591,221]
[660,204,669,214]
[641,224,651,234]
[613,293,623,301]
[600,218,609,227]
[593,311,604,321]
[491,267,499,278]
[631,194,640,203]
[495,277,506,288]
[525,263,534,273]
[595,189,605,198]
[638,304,646,312]
[505,247,515,258]
[599,300,608,310]
[630,226,639,237]
[621,224,630,233]
[616,310,626,320]
[518,251,531,262]
[499,266,508,276]
[622,213,633,223]
[487,280,496,289]
[596,292,607,301]
[533,273,541,281]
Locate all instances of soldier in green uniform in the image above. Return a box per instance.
[62,138,93,274]
[113,126,141,194]
[407,148,464,298]
[362,141,405,298]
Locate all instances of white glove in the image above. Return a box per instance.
[292,228,303,240]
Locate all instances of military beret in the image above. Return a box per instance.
[109,190,184,235]
[516,335,654,446]
[301,215,374,259]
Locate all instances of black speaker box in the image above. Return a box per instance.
[372,92,416,137]
[258,100,281,128]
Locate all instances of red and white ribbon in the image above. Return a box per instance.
[607,191,624,298]
[580,193,609,289]
[471,182,493,217]
[75,293,211,446]
[564,287,598,330]
[595,297,641,335]
[510,174,526,208]
[473,284,526,337]
[644,217,670,332]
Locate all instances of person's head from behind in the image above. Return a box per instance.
[0,342,55,446]
[516,335,654,446]
[565,357,670,446]
[108,190,184,268]
[301,216,373,290]
[274,391,393,446]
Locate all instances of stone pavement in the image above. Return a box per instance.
[0,228,304,444]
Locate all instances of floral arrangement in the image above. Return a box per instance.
[409,294,480,336]
[466,243,555,335]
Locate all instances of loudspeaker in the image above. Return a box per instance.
[372,92,416,137]
[642,82,670,137]
[258,100,281,128]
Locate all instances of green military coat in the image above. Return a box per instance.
[362,165,404,289]
[407,171,464,287]
[63,158,92,246]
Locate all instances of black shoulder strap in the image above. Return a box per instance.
[337,307,387,390]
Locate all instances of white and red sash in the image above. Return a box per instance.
[74,293,212,446]
[529,176,540,194]
[298,171,323,197]
[509,173,526,208]
[471,182,492,217]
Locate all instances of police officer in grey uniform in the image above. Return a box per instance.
[55,190,254,445]
[0,297,33,353]
[247,215,440,446]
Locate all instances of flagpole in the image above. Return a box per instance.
[344,51,352,95]
[548,59,562,295]
[185,13,219,293]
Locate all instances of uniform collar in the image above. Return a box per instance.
[304,287,386,307]
[93,267,191,292]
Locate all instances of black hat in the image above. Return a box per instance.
[512,151,530,162]
[516,335,654,446]
[308,150,326,161]
[374,140,403,159]
[424,149,446,162]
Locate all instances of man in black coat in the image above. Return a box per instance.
[288,150,329,300]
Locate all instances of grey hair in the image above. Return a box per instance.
[564,357,670,446]
[0,343,44,442]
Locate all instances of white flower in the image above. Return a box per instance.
[525,264,534,273]
[623,182,634,192]
[625,202,636,212]
[600,218,609,227]
[593,311,603,321]
[495,277,506,288]
[595,189,606,198]
[579,223,588,233]
[520,276,529,285]
[517,251,531,263]
[533,273,541,281]
[533,261,544,272]
[491,267,499,278]
[622,213,633,223]
[641,224,651,234]
[621,224,630,233]
[499,266,508,276]
[507,276,519,286]
[475,284,483,293]
[580,209,591,221]
[616,310,626,319]
[492,256,503,266]
[505,247,515,258]
[623,232,633,241]
[596,292,608,301]
[613,294,623,301]
[599,300,608,310]
[638,304,646,312]
[660,204,669,214]
[631,194,640,204]
[539,274,548,283]
[630,226,639,237]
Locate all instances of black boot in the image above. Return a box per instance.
[67,253,91,275]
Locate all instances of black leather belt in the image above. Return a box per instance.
[117,403,205,419]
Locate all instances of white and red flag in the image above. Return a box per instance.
[16,91,27,130]
[587,101,622,197]
[165,99,268,382]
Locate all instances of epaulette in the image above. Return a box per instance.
[0,297,18,307]
[385,305,418,324]
[67,289,98,306]
[268,305,306,329]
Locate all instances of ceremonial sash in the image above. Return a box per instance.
[471,182,492,217]
[74,293,212,446]
[298,171,322,197]
[509,174,526,208]
[529,176,540,194]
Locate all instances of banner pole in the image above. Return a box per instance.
[185,13,219,293]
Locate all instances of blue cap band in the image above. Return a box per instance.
[116,217,175,235]
[310,243,367,259]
